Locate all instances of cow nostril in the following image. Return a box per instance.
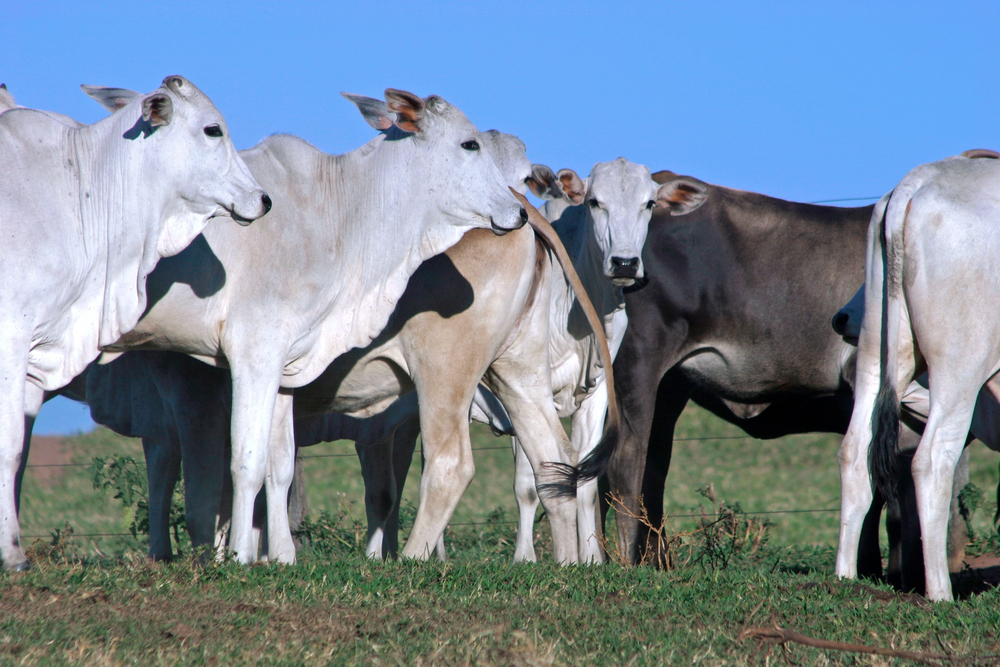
[261,194,272,214]
[519,207,528,224]
[832,312,849,335]
[611,257,639,268]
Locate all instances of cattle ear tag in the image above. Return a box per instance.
[141,93,173,127]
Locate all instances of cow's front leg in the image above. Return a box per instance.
[227,360,283,564]
[143,436,181,561]
[0,352,32,571]
[263,389,296,564]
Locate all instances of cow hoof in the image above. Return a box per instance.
[8,560,31,573]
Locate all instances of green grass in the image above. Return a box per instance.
[9,404,1000,665]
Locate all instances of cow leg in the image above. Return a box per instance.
[511,436,538,562]
[401,392,476,560]
[176,402,229,559]
[609,368,688,565]
[143,436,181,562]
[383,416,421,560]
[263,389,296,564]
[484,363,579,565]
[571,381,610,564]
[357,431,397,559]
[947,447,970,572]
[14,384,43,519]
[912,392,977,601]
[287,451,307,536]
[856,487,885,581]
[0,343,31,571]
[227,358,283,564]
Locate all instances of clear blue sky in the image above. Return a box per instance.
[6,1,997,434]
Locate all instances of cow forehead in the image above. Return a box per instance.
[480,130,530,184]
[589,158,655,203]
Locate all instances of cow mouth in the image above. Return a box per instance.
[229,207,256,227]
[611,277,636,287]
[490,220,511,236]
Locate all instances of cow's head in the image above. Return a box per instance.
[544,159,680,286]
[343,90,526,235]
[82,77,270,255]
[832,284,865,347]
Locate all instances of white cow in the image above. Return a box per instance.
[835,152,1000,601]
[83,88,525,564]
[0,76,269,571]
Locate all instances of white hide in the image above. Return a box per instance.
[835,154,1000,601]
[0,76,267,570]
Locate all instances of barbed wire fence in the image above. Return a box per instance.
[20,434,842,540]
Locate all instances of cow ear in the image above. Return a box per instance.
[141,93,173,127]
[650,169,679,185]
[557,168,587,205]
[526,164,562,200]
[81,85,141,113]
[655,177,709,216]
[385,88,426,133]
[0,83,15,111]
[341,92,396,131]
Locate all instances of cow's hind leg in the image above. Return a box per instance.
[485,363,578,565]
[511,437,539,562]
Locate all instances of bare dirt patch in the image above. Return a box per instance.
[27,436,72,487]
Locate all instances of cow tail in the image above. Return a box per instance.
[869,191,904,503]
[507,189,622,500]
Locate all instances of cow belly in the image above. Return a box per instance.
[679,344,841,402]
[295,345,413,419]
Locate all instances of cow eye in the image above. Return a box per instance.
[646,200,656,210]
[461,140,480,151]
[587,198,600,209]
[204,124,224,138]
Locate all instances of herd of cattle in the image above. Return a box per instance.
[2,76,997,602]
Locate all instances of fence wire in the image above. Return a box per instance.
[21,433,840,539]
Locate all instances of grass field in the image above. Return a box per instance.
[7,404,1000,665]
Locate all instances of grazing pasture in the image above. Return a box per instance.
[9,405,1000,665]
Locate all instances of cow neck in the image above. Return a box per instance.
[73,108,174,349]
[310,133,479,360]
[578,211,625,324]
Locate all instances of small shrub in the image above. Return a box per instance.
[89,454,187,549]
[600,484,773,571]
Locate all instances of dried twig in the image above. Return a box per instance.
[739,618,1000,666]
